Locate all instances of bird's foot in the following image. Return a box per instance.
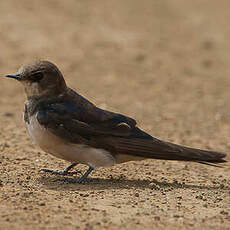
[41,163,81,176]
[58,166,95,183]
[41,168,82,176]
[60,177,96,184]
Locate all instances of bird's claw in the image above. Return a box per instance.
[59,177,96,184]
[41,168,82,176]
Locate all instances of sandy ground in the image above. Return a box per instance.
[0,0,230,229]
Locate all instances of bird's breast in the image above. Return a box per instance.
[26,114,67,158]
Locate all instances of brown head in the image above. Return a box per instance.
[5,60,67,99]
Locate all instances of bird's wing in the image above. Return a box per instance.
[36,101,152,143]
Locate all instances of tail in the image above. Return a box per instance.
[113,136,227,166]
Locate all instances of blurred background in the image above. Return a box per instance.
[1,0,230,143]
[0,0,230,229]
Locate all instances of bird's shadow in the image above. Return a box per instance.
[37,175,230,192]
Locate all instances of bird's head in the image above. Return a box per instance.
[5,60,67,99]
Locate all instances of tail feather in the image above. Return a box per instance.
[112,137,226,164]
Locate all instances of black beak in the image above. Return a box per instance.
[5,73,21,80]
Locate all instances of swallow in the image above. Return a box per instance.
[5,60,227,183]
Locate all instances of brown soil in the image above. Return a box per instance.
[0,0,230,229]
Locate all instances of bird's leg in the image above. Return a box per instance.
[62,166,94,183]
[41,163,82,175]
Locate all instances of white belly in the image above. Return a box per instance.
[26,115,116,168]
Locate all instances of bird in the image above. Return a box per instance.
[5,60,227,183]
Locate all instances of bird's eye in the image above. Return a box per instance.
[30,72,44,82]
